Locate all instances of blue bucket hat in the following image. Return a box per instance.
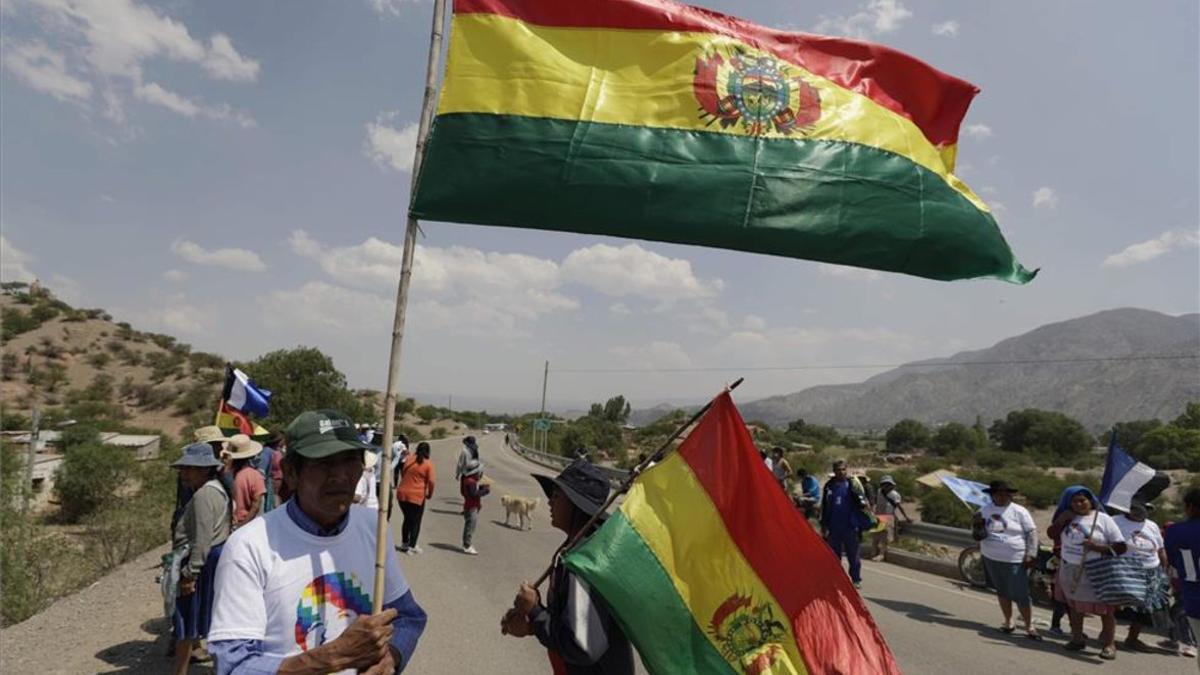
[172,442,223,469]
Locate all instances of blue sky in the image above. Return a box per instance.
[2,0,1197,411]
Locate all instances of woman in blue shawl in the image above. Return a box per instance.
[1046,485,1128,660]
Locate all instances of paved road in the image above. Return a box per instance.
[2,432,1190,673]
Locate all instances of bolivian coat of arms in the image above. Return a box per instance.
[693,48,822,137]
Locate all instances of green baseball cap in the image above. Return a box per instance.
[286,409,372,459]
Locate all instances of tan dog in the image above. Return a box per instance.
[500,495,539,530]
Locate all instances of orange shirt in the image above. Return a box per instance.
[396,455,435,505]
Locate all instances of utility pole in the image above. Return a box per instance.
[23,357,38,513]
[539,360,549,452]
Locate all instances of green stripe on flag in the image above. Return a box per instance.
[565,511,736,675]
[412,113,1035,284]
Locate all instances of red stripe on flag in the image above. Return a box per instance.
[454,0,977,147]
[219,401,254,436]
[676,392,900,674]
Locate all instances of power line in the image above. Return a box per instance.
[552,353,1200,374]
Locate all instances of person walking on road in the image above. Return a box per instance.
[384,434,409,522]
[169,443,232,675]
[972,480,1040,640]
[460,462,488,555]
[871,475,911,560]
[1165,488,1200,672]
[456,435,482,480]
[208,409,427,674]
[820,459,868,588]
[397,442,435,554]
[1114,501,1170,653]
[353,450,380,510]
[500,460,635,674]
[1047,485,1127,660]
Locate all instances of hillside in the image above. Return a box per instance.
[738,308,1200,431]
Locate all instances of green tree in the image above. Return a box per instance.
[919,488,974,528]
[989,409,1092,459]
[928,422,982,455]
[885,419,930,452]
[242,347,371,427]
[1174,402,1200,430]
[1135,425,1200,471]
[54,443,135,522]
[601,395,631,424]
[1101,419,1163,449]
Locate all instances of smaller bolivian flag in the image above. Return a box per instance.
[216,401,270,440]
[411,0,1036,284]
[564,392,900,674]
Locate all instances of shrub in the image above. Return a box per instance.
[29,303,59,324]
[1,353,18,381]
[918,488,975,528]
[0,307,39,340]
[188,351,224,372]
[54,443,135,522]
[886,419,930,452]
[396,424,424,442]
[429,427,448,440]
[86,352,111,369]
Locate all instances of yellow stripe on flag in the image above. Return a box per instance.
[440,14,986,212]
[621,453,808,675]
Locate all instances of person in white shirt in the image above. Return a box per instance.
[1047,486,1128,660]
[354,450,379,510]
[972,480,1041,640]
[1113,502,1169,653]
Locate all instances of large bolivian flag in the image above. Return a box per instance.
[411,0,1036,284]
[564,392,900,674]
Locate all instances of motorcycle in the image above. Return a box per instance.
[957,544,1055,605]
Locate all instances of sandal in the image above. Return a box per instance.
[998,624,1015,634]
[1025,630,1043,641]
[1122,638,1152,653]
[1064,640,1086,651]
[1099,646,1116,660]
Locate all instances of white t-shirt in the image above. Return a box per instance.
[978,502,1037,563]
[1114,515,1163,569]
[209,505,409,672]
[1060,511,1125,565]
[355,464,378,510]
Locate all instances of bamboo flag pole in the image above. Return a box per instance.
[527,377,744,590]
[372,0,449,614]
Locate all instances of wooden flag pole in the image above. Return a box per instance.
[372,0,448,614]
[528,377,744,590]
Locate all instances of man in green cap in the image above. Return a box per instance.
[208,409,426,674]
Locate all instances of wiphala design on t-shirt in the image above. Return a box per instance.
[295,572,373,650]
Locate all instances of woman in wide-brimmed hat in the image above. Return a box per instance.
[974,480,1041,640]
[1047,485,1128,659]
[225,434,266,527]
[500,460,634,674]
[169,442,231,675]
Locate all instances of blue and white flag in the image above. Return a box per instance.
[1099,435,1165,512]
[222,366,272,417]
[940,475,991,508]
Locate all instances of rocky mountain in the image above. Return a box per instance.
[737,308,1200,432]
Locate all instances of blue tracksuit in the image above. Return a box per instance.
[821,479,864,583]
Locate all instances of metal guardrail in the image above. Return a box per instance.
[508,441,630,485]
[899,521,975,549]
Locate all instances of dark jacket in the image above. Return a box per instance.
[530,558,635,675]
[819,476,869,532]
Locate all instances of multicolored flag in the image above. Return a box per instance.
[564,392,899,674]
[215,401,270,439]
[411,0,1035,284]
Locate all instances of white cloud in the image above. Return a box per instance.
[1032,187,1059,209]
[171,240,267,272]
[817,263,882,282]
[5,0,258,128]
[931,20,959,37]
[48,273,84,305]
[163,269,187,282]
[561,243,723,301]
[1102,228,1200,268]
[267,281,392,332]
[743,315,767,331]
[610,341,693,371]
[1,41,92,102]
[135,82,255,127]
[0,235,38,282]
[100,194,116,203]
[609,303,631,316]
[367,0,416,16]
[964,123,992,140]
[814,0,912,39]
[364,113,418,173]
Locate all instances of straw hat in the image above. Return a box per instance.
[194,425,227,444]
[225,434,263,461]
